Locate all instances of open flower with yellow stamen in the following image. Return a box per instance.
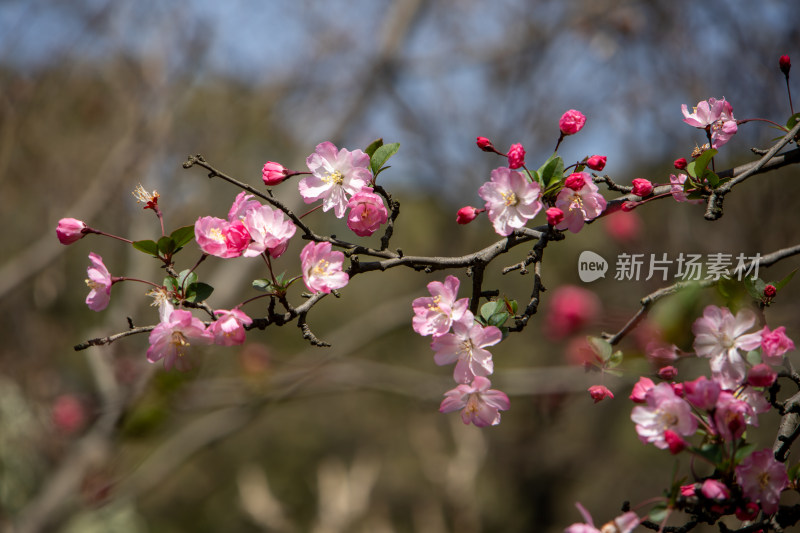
[299,141,371,218]
[478,166,542,236]
[554,172,606,233]
[300,241,349,294]
[146,309,213,371]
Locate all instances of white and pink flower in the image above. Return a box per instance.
[564,502,638,533]
[735,449,788,515]
[692,305,763,390]
[147,309,213,371]
[761,325,795,365]
[243,204,296,258]
[85,252,113,311]
[631,382,698,449]
[300,241,349,294]
[681,97,738,148]
[411,275,469,337]
[439,376,510,427]
[554,172,606,233]
[346,187,388,237]
[299,141,372,218]
[430,313,502,383]
[478,166,542,237]
[57,218,88,245]
[210,308,253,346]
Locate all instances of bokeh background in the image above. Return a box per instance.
[2,1,800,531]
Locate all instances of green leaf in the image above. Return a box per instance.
[648,503,669,523]
[370,142,400,176]
[487,312,510,328]
[365,138,383,158]
[694,443,723,465]
[480,301,502,322]
[132,239,160,257]
[743,277,767,301]
[745,349,762,366]
[606,350,624,369]
[163,276,178,292]
[252,278,274,292]
[703,169,720,188]
[169,225,196,249]
[185,282,213,303]
[504,297,518,315]
[586,336,612,362]
[537,154,565,188]
[734,442,756,463]
[177,269,198,289]
[693,148,718,174]
[787,112,800,130]
[157,236,177,255]
[787,461,800,481]
[775,268,798,292]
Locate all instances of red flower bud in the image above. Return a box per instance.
[585,155,607,171]
[545,207,564,226]
[476,136,494,152]
[456,206,480,224]
[559,109,586,135]
[262,161,290,186]
[564,172,586,191]
[780,54,791,76]
[748,363,777,388]
[764,284,777,298]
[588,385,613,403]
[507,143,526,169]
[657,366,677,380]
[631,178,653,197]
[664,430,688,454]
[673,158,688,170]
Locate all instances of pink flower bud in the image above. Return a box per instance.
[507,143,526,169]
[585,155,606,171]
[664,430,688,454]
[780,54,791,76]
[673,158,688,170]
[670,382,685,397]
[621,201,638,212]
[735,502,760,521]
[764,284,777,298]
[657,366,678,380]
[456,206,481,224]
[545,207,564,226]
[52,394,87,434]
[559,109,586,135]
[629,376,654,403]
[701,479,730,501]
[679,484,696,498]
[588,385,613,403]
[564,172,586,191]
[262,161,290,186]
[476,136,494,152]
[631,178,653,197]
[748,363,777,388]
[56,218,88,245]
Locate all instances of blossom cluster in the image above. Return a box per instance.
[629,305,794,518]
[411,276,510,427]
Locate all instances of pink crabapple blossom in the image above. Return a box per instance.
[735,449,788,515]
[631,382,698,449]
[299,141,371,218]
[681,97,738,149]
[56,218,88,244]
[85,252,113,312]
[411,275,469,337]
[559,109,587,135]
[585,155,606,171]
[760,325,795,365]
[430,312,502,383]
[554,172,607,233]
[692,305,763,390]
[664,430,688,455]
[629,376,655,404]
[713,391,753,442]
[242,204,296,258]
[194,216,248,258]
[673,157,688,170]
[228,191,262,222]
[683,376,721,411]
[147,309,213,371]
[300,241,349,294]
[657,366,677,380]
[700,479,730,502]
[748,363,777,388]
[669,173,702,204]
[210,308,253,346]
[345,187,388,237]
[262,161,291,186]
[631,178,653,197]
[439,376,509,427]
[478,166,543,237]
[506,142,526,169]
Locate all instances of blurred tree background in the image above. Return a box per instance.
[2,0,800,531]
